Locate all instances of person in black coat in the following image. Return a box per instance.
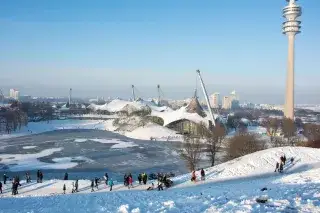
[201,169,205,181]
[63,184,66,194]
[138,174,142,184]
[64,172,68,180]
[91,180,95,192]
[275,162,280,172]
[3,174,7,184]
[37,170,40,183]
[75,180,79,192]
[0,181,2,194]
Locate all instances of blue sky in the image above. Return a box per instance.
[1,0,320,103]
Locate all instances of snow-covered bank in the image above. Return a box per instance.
[1,147,320,212]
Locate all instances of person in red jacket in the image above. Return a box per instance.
[128,176,133,189]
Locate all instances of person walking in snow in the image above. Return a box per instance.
[95,177,99,189]
[108,178,114,191]
[64,172,68,180]
[142,173,148,185]
[104,173,109,186]
[39,171,43,183]
[3,174,7,185]
[91,180,95,192]
[283,155,287,165]
[37,170,40,183]
[275,162,280,172]
[75,180,79,192]
[124,174,128,186]
[71,182,75,193]
[63,184,66,194]
[128,176,133,189]
[157,182,163,191]
[201,169,205,181]
[0,181,2,194]
[26,172,31,183]
[138,174,142,184]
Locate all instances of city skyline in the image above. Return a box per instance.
[1,1,320,104]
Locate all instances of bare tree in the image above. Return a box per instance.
[180,136,202,171]
[281,118,296,146]
[206,123,226,166]
[224,133,267,161]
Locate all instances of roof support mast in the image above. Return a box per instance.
[196,70,216,127]
[157,84,161,106]
[131,85,136,101]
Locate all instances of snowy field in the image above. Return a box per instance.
[0,147,319,213]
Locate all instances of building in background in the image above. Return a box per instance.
[222,96,230,109]
[210,93,220,108]
[9,89,20,100]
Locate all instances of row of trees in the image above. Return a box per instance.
[179,117,320,171]
[0,106,28,134]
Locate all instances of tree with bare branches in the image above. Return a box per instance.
[180,136,202,171]
[206,123,226,166]
[224,133,267,161]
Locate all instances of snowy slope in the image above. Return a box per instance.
[1,147,320,212]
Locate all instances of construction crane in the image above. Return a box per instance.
[196,70,216,127]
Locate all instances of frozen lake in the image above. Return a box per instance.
[0,129,188,181]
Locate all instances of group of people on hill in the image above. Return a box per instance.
[191,169,206,182]
[137,173,148,185]
[275,155,295,173]
[11,176,22,195]
[124,173,134,189]
[1,172,38,196]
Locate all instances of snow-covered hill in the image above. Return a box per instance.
[1,147,320,212]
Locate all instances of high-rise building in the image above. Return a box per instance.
[9,89,20,100]
[282,0,302,119]
[210,93,220,108]
[222,96,230,109]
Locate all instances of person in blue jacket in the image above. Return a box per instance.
[108,178,114,191]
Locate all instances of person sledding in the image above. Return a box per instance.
[191,171,196,182]
[275,162,280,172]
[279,162,284,173]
